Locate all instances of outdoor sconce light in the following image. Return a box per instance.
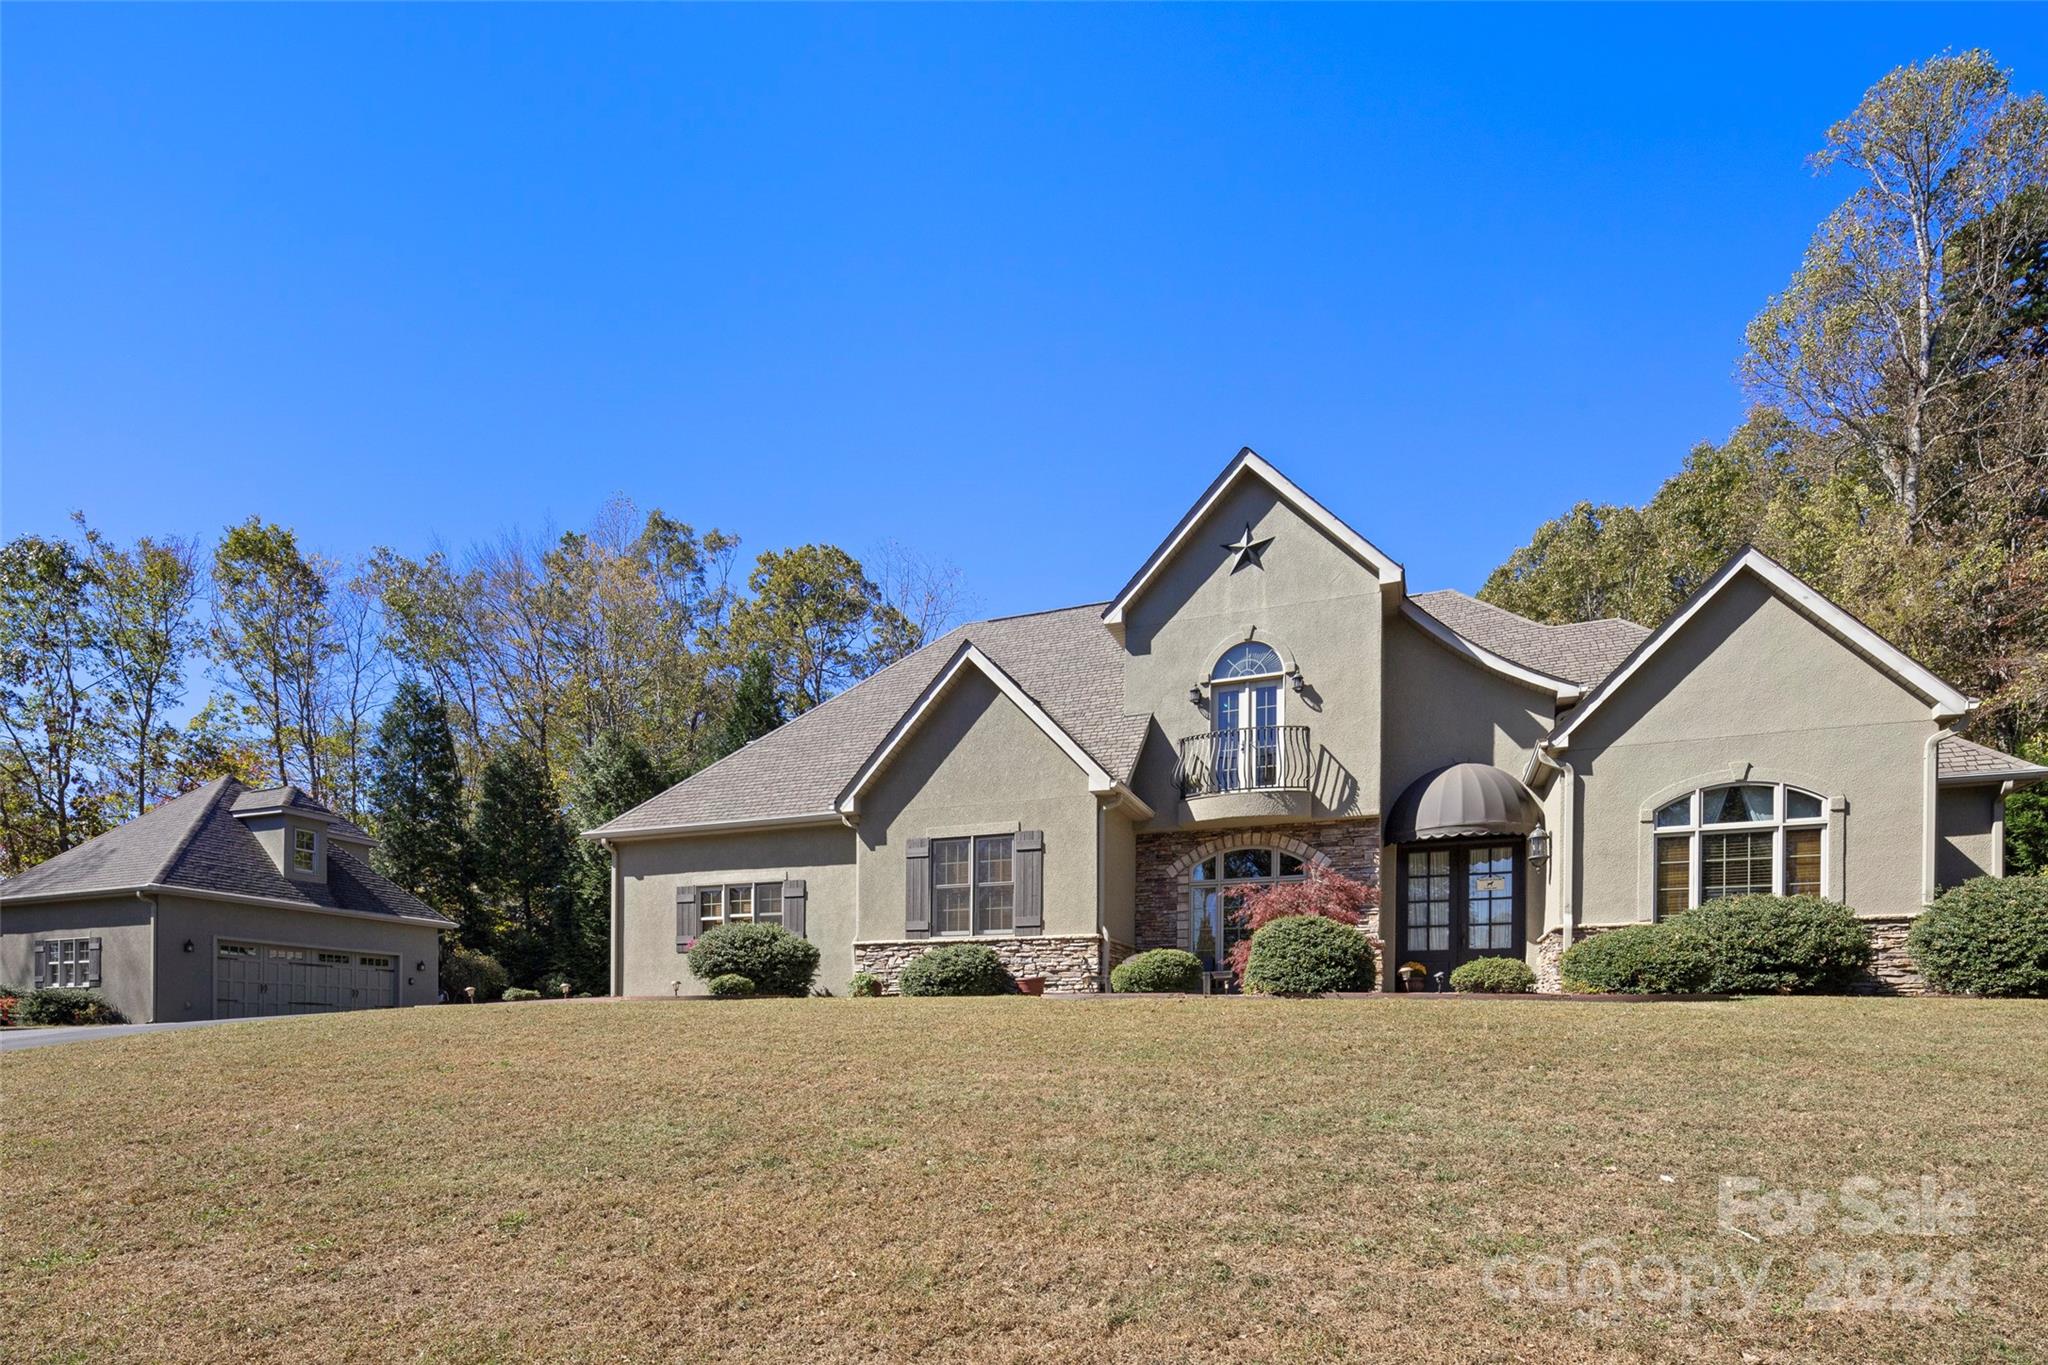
[1287,664,1305,694]
[1527,829,1552,864]
[183,939,195,953]
[416,961,426,972]
[1188,683,1205,708]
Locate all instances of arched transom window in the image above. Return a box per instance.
[1212,641,1283,680]
[1189,847,1307,969]
[1652,782,1827,916]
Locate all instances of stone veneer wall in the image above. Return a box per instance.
[852,935,1103,995]
[1133,820,1382,956]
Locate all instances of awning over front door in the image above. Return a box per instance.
[1386,763,1543,843]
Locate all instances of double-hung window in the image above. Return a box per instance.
[930,834,1015,935]
[697,883,786,929]
[35,938,101,988]
[293,828,317,872]
[1653,782,1829,915]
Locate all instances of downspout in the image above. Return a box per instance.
[604,838,625,998]
[1095,800,1110,993]
[1557,758,1577,950]
[1994,781,2013,878]
[1921,727,1957,906]
[136,889,157,1022]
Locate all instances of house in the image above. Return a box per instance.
[0,779,452,1021]
[586,449,2046,995]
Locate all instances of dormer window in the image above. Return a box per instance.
[293,828,317,873]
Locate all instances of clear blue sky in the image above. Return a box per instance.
[6,6,2045,615]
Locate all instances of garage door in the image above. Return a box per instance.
[215,941,398,1018]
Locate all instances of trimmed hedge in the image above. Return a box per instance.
[1449,956,1536,993]
[1910,875,2048,997]
[707,973,757,998]
[443,946,510,1002]
[1110,948,1203,994]
[1667,895,1871,994]
[847,972,883,998]
[1560,924,1712,994]
[898,944,1013,997]
[686,923,820,998]
[502,987,541,1002]
[18,987,125,1026]
[1243,915,1375,996]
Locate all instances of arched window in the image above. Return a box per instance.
[1213,641,1283,680]
[1206,642,1287,791]
[1188,847,1308,969]
[1651,782,1827,916]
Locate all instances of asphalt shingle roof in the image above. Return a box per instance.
[1937,736,2048,784]
[1408,590,1651,688]
[590,603,1151,836]
[1,778,453,924]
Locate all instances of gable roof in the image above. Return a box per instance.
[836,643,1143,817]
[1408,591,1649,690]
[1,778,454,925]
[587,603,1152,839]
[1937,735,2048,787]
[1547,547,1973,752]
[1101,448,1404,632]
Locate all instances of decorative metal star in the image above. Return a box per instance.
[1221,524,1274,572]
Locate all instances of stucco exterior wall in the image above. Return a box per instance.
[1381,613,1554,796]
[152,895,443,1020]
[1936,785,2002,890]
[1563,573,1938,924]
[615,824,857,997]
[1,897,156,1023]
[856,670,1102,942]
[1120,478,1385,826]
[1100,806,1138,955]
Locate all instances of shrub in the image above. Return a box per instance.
[1243,915,1375,996]
[1225,869,1378,984]
[442,946,510,1002]
[847,971,883,998]
[18,987,125,1026]
[897,944,1013,997]
[686,923,820,998]
[1449,956,1536,993]
[1667,895,1872,994]
[502,987,541,1002]
[1909,875,2048,997]
[1110,948,1204,993]
[707,973,756,998]
[1560,924,1712,994]
[0,994,16,1027]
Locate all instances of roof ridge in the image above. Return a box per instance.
[155,778,243,886]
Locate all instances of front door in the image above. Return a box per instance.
[1396,841,1523,988]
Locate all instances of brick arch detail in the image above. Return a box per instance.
[1165,832,1333,882]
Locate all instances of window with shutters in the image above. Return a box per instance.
[1649,782,1830,915]
[929,834,1019,935]
[37,938,102,988]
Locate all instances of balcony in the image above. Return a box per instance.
[1176,725,1314,822]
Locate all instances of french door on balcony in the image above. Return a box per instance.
[1212,681,1282,791]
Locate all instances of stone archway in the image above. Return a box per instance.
[1132,822,1380,955]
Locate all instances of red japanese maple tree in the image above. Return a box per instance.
[1223,868,1379,982]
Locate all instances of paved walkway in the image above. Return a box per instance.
[0,1016,283,1053]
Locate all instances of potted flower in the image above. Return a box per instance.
[1015,974,1047,997]
[1397,961,1429,993]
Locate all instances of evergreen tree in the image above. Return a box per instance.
[366,679,478,941]
[473,745,575,984]
[710,649,787,762]
[560,732,673,992]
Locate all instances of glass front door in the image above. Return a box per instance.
[1398,841,1523,987]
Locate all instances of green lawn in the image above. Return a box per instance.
[4,997,2045,1362]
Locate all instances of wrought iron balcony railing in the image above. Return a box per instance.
[1176,725,1311,798]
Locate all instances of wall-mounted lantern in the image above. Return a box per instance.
[1187,683,1205,709]
[1287,664,1305,695]
[1527,829,1552,865]
[183,939,195,954]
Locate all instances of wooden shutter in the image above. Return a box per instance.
[782,879,808,939]
[677,885,700,952]
[904,838,931,938]
[33,942,46,989]
[1014,830,1044,934]
[87,938,102,987]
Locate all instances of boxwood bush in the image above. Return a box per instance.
[1667,894,1872,993]
[1449,955,1536,993]
[1909,875,2048,997]
[707,973,757,998]
[897,944,1013,997]
[686,923,821,997]
[1243,915,1375,996]
[1110,948,1203,993]
[847,971,883,998]
[501,987,541,1002]
[443,946,510,1002]
[18,987,125,1026]
[1560,923,1712,994]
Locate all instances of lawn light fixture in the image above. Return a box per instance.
[1527,829,1552,864]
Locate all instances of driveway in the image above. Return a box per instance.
[1,1016,285,1053]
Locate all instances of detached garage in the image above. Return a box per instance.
[1,779,452,1024]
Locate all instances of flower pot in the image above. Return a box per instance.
[1016,975,1047,997]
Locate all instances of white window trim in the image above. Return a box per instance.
[930,832,1017,937]
[1652,782,1830,913]
[292,827,319,873]
[1188,848,1311,957]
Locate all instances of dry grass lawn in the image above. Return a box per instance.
[3,996,2045,1362]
